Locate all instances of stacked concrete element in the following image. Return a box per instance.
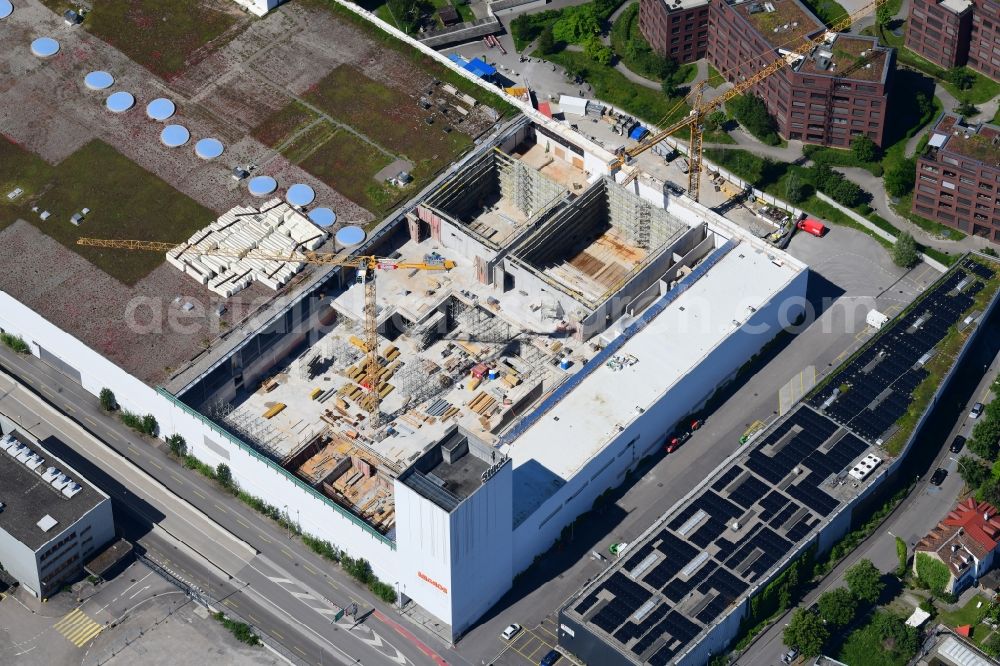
[166,199,328,296]
[913,113,1000,242]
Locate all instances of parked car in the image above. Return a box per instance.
[501,623,522,641]
[540,649,561,666]
[970,402,985,419]
[781,647,799,664]
[930,468,948,486]
[950,435,966,453]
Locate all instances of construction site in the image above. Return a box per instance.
[188,120,724,539]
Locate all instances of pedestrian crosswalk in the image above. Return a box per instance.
[54,608,104,647]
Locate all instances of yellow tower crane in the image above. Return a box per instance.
[76,237,456,427]
[613,0,890,201]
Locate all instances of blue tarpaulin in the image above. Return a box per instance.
[629,125,649,141]
[448,54,469,67]
[464,57,497,78]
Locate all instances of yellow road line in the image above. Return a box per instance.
[171,473,184,484]
[84,417,98,428]
[150,460,163,470]
[214,504,227,513]
[281,548,294,560]
[192,489,206,499]
[249,614,261,624]
[294,646,307,657]
[128,445,141,456]
[303,563,318,575]
[237,519,250,528]
[258,534,272,543]
[537,624,558,639]
[272,629,284,639]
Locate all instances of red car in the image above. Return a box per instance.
[665,419,703,453]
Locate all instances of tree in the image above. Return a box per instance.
[895,536,908,578]
[845,559,885,604]
[167,434,187,458]
[946,67,976,91]
[583,36,613,66]
[140,414,158,437]
[871,611,919,656]
[826,178,864,207]
[785,172,807,204]
[884,157,916,198]
[552,4,600,44]
[892,231,919,268]
[817,587,857,627]
[704,110,727,132]
[216,463,233,488]
[729,94,781,146]
[99,388,117,412]
[970,416,1000,459]
[875,4,892,35]
[661,77,681,98]
[956,98,980,116]
[851,135,879,163]
[537,25,555,55]
[958,455,992,489]
[783,607,829,657]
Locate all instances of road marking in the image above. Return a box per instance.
[303,563,318,575]
[258,533,272,543]
[249,614,260,624]
[170,473,184,484]
[237,518,250,528]
[128,445,141,456]
[224,599,237,608]
[281,548,294,560]
[214,504,227,513]
[63,405,74,414]
[150,460,163,470]
[271,629,284,640]
[294,646,307,657]
[192,489,206,499]
[84,417,98,428]
[53,608,103,647]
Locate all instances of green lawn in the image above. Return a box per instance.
[299,130,397,217]
[251,102,319,148]
[40,0,242,78]
[799,0,848,27]
[706,63,725,87]
[538,49,690,126]
[302,65,472,166]
[0,139,214,285]
[938,595,988,628]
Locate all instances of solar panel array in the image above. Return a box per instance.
[568,404,868,664]
[808,258,995,442]
[565,257,998,665]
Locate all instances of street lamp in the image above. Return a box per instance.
[284,504,291,538]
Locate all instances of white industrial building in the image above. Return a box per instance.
[0,117,809,638]
[0,416,116,599]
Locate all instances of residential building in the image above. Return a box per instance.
[707,0,894,147]
[968,0,1000,81]
[914,498,1000,595]
[638,0,710,64]
[0,422,115,599]
[905,0,973,70]
[913,113,1000,241]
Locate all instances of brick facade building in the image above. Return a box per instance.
[905,0,974,70]
[638,0,710,65]
[707,0,893,147]
[914,113,1000,241]
[968,0,1000,81]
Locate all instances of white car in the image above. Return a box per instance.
[501,623,522,641]
[971,402,985,419]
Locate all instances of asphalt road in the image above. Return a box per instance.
[737,343,1000,666]
[0,353,455,666]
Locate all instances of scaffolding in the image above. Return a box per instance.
[206,400,288,461]
[496,151,566,220]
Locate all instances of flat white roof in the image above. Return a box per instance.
[940,0,972,13]
[505,241,803,523]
